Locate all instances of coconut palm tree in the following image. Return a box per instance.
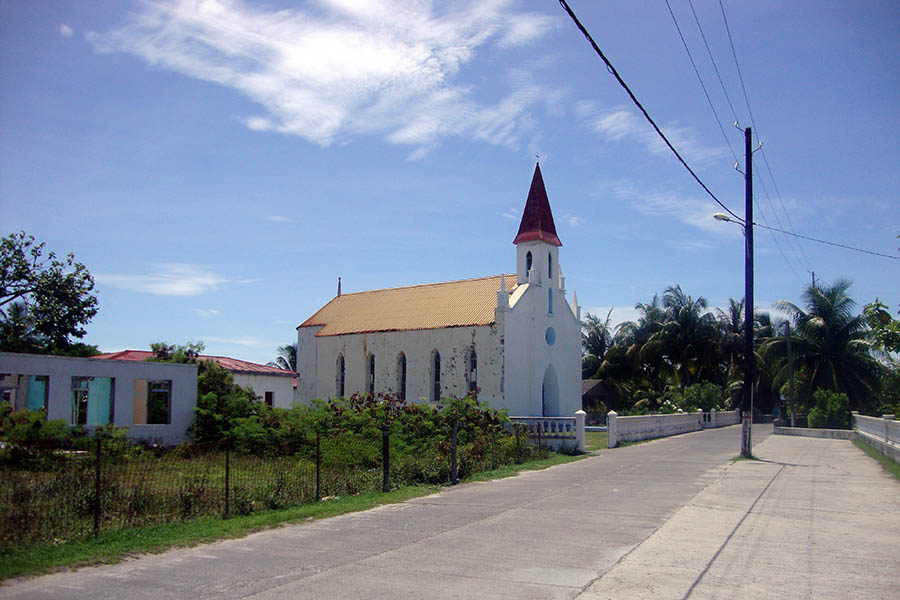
[651,285,719,389]
[764,279,879,413]
[268,342,298,372]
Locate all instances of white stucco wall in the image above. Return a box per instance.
[0,352,197,445]
[232,373,295,409]
[297,325,504,408]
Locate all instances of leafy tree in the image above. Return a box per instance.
[149,341,205,363]
[864,300,900,353]
[267,342,298,372]
[807,388,851,430]
[191,360,267,443]
[764,279,880,414]
[0,232,98,352]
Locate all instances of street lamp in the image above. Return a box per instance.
[714,127,754,459]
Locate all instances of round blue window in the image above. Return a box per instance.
[545,326,556,346]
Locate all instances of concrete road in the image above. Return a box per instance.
[5,424,898,599]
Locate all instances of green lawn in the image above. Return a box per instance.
[584,430,607,452]
[0,452,584,582]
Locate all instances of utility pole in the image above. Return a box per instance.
[786,322,795,428]
[741,126,754,459]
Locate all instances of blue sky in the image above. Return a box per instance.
[2,0,898,367]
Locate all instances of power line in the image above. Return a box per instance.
[718,0,812,270]
[753,223,900,261]
[664,0,738,164]
[557,0,741,222]
[688,0,740,126]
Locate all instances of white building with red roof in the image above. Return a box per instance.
[95,350,295,409]
[297,164,581,418]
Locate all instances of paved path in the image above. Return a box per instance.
[5,425,899,599]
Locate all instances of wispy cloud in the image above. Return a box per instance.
[604,179,734,235]
[203,336,265,347]
[193,308,221,318]
[264,215,294,224]
[59,24,73,38]
[578,103,727,165]
[88,0,556,153]
[502,206,521,221]
[565,215,583,227]
[96,263,236,296]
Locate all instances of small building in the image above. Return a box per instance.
[95,350,296,408]
[0,351,197,446]
[296,164,582,417]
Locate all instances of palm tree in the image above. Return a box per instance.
[763,279,879,413]
[582,309,614,361]
[651,285,719,389]
[268,342,298,372]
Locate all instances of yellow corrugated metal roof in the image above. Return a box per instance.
[299,274,518,337]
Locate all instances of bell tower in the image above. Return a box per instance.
[514,163,562,290]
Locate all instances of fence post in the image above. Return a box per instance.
[224,445,231,519]
[515,425,521,464]
[450,419,459,485]
[575,410,586,453]
[884,414,895,444]
[315,432,321,502]
[490,430,496,470]
[382,425,390,493]
[607,411,618,448]
[93,437,102,536]
[711,408,717,428]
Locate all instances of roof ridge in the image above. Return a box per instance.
[336,273,517,297]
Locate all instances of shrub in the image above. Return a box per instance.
[807,388,851,430]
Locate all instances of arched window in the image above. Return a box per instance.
[397,352,407,400]
[525,251,533,274]
[548,288,553,315]
[336,354,345,397]
[366,353,375,395]
[466,348,477,395]
[431,350,441,402]
[548,252,553,279]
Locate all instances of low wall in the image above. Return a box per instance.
[852,413,900,463]
[773,426,856,440]
[510,410,585,453]
[606,409,739,448]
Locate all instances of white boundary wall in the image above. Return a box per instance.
[607,409,739,448]
[853,412,900,463]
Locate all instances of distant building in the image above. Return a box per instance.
[95,350,296,409]
[0,351,197,446]
[296,164,581,417]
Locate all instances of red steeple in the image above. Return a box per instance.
[513,163,562,246]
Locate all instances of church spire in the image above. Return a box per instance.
[513,162,562,247]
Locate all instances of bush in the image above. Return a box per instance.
[807,388,851,430]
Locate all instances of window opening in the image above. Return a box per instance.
[432,351,441,402]
[526,251,533,274]
[367,354,375,395]
[548,252,553,279]
[467,349,477,395]
[27,375,49,411]
[336,354,345,397]
[548,288,553,315]
[397,353,407,400]
[265,391,274,407]
[72,376,114,426]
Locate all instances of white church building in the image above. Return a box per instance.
[296,164,581,417]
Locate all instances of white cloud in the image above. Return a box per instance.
[501,206,521,221]
[580,105,727,165]
[193,308,221,318]
[96,263,233,296]
[88,0,556,152]
[203,336,265,347]
[59,24,73,38]
[565,215,583,227]
[264,215,294,223]
[604,179,738,235]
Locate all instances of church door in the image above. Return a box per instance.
[541,364,559,417]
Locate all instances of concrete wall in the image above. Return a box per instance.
[0,352,197,445]
[853,413,900,463]
[233,373,295,409]
[772,426,856,440]
[607,411,704,448]
[297,325,505,409]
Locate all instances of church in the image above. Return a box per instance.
[296,164,581,417]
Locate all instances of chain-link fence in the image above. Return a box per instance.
[1,422,553,546]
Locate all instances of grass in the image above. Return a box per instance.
[853,438,900,481]
[0,453,581,582]
[584,431,607,452]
